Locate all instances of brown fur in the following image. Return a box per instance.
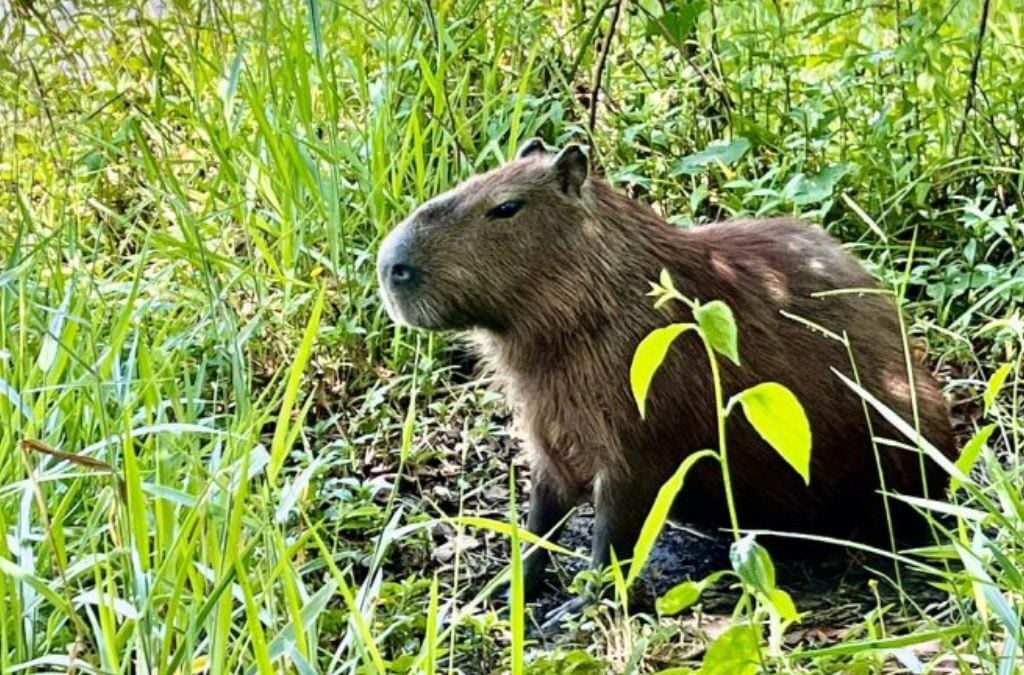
[377,141,957,597]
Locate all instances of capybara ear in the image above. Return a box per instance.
[552,144,588,197]
[516,137,550,159]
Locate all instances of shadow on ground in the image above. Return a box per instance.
[527,508,945,633]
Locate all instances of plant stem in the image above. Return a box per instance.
[588,0,627,135]
[702,334,741,540]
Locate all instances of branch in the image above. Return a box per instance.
[589,0,628,135]
[954,0,991,157]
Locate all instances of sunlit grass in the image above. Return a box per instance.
[1,0,1022,672]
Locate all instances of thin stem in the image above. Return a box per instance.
[954,0,991,157]
[702,333,741,540]
[588,0,627,135]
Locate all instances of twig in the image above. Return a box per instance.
[706,0,732,130]
[566,0,615,86]
[589,0,628,136]
[954,0,991,157]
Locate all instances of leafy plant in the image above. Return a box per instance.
[625,269,810,663]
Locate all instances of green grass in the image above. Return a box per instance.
[1,0,1023,672]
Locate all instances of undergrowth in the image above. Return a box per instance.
[1,0,1022,672]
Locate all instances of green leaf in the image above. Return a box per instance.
[657,580,702,615]
[0,377,35,424]
[255,581,338,672]
[734,382,812,484]
[657,570,730,616]
[631,323,695,419]
[730,534,775,594]
[984,362,1013,414]
[659,267,674,291]
[788,164,851,205]
[507,473,525,675]
[798,627,965,658]
[37,282,73,373]
[0,556,77,620]
[951,424,996,493]
[766,588,800,623]
[629,449,717,587]
[646,1,707,44]
[672,138,750,176]
[697,624,761,675]
[270,285,326,483]
[695,300,739,366]
[954,541,1022,641]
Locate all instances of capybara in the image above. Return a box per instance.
[377,138,957,601]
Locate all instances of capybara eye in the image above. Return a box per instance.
[487,200,524,219]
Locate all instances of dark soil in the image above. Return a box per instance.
[404,407,949,636]
[526,507,946,631]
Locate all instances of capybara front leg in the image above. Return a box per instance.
[591,473,649,575]
[540,473,650,630]
[519,464,574,601]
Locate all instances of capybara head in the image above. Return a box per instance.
[377,139,592,332]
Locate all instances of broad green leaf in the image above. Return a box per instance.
[951,424,996,493]
[646,0,707,44]
[734,382,811,484]
[788,164,851,205]
[697,624,761,675]
[695,300,739,366]
[657,580,702,615]
[0,556,76,619]
[730,534,775,594]
[673,138,751,176]
[143,484,199,509]
[275,457,327,524]
[631,323,695,419]
[798,627,965,658]
[984,363,1013,414]
[657,570,731,616]
[628,449,717,587]
[894,494,987,521]
[610,545,629,609]
[0,377,35,424]
[659,267,674,291]
[955,541,1022,641]
[652,268,682,308]
[766,588,800,623]
[245,581,337,674]
[414,576,440,674]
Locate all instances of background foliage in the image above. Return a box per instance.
[1,0,1022,672]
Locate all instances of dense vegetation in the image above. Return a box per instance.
[1,0,1022,672]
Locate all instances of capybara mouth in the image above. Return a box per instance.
[379,287,448,331]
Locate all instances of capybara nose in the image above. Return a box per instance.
[388,262,419,288]
[377,230,421,291]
